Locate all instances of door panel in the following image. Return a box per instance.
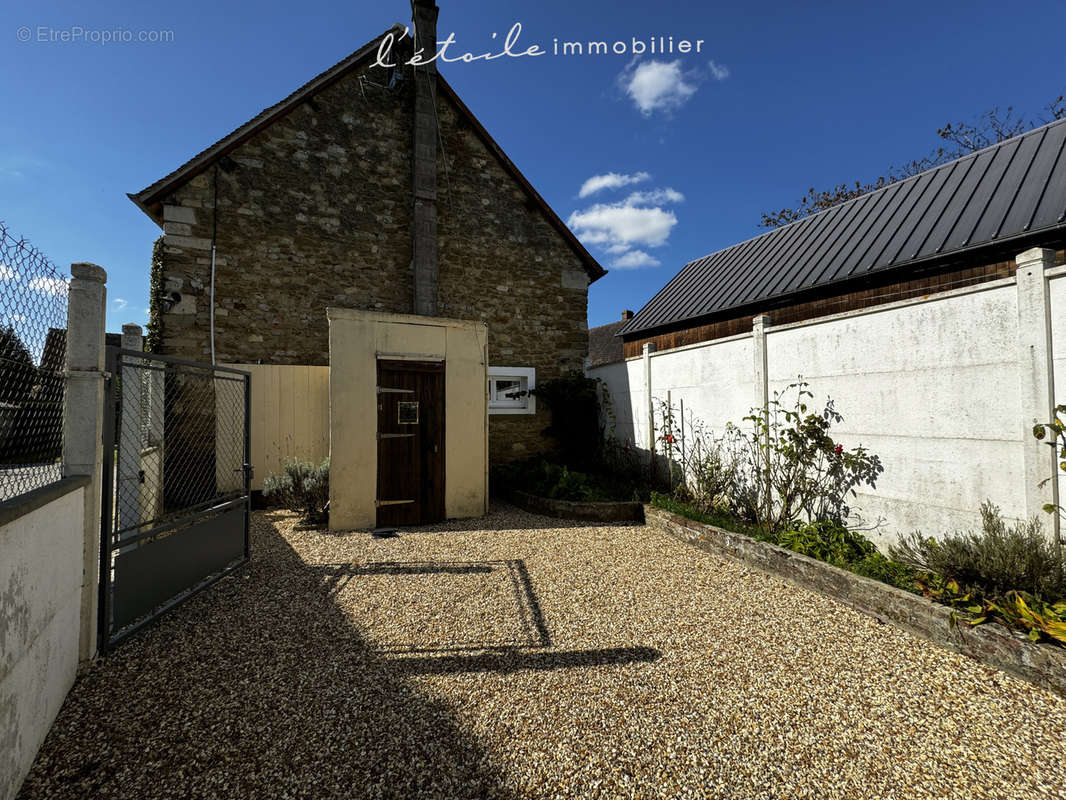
[377,360,445,526]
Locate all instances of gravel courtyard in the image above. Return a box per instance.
[18,504,1066,799]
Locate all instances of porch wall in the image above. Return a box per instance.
[327,308,488,530]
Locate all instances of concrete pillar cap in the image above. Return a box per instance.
[71,262,107,282]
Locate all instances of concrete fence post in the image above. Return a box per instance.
[62,262,107,663]
[752,315,772,518]
[643,342,655,460]
[1015,247,1061,546]
[117,324,143,531]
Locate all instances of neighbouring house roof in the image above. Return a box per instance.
[128,26,605,284]
[621,117,1066,338]
[587,319,628,367]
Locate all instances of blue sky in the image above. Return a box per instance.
[2,0,1064,332]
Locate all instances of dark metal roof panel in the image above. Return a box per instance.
[1003,123,1066,233]
[881,161,956,265]
[621,117,1066,338]
[1031,136,1066,229]
[771,200,855,297]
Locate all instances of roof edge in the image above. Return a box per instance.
[129,25,404,223]
[127,28,606,283]
[435,76,606,284]
[619,227,1066,339]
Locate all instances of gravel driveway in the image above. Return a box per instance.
[17,504,1066,799]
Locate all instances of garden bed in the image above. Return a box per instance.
[507,489,644,522]
[646,504,1066,696]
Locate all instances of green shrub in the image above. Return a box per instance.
[847,551,918,591]
[776,520,875,564]
[541,463,594,501]
[649,491,773,542]
[263,458,329,524]
[656,382,884,535]
[891,501,1065,599]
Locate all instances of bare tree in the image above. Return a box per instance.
[760,95,1066,229]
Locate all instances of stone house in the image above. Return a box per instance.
[129,2,605,469]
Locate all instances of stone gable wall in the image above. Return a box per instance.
[154,61,591,463]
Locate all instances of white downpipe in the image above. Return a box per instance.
[209,244,216,365]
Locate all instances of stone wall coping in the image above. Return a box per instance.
[0,476,90,529]
[645,504,1066,696]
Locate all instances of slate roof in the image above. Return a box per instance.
[128,26,605,283]
[622,117,1066,337]
[587,319,627,367]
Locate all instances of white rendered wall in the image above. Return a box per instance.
[765,283,1023,547]
[1,487,85,800]
[1050,272,1066,533]
[591,277,1056,550]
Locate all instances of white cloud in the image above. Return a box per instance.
[567,202,677,250]
[625,188,685,205]
[27,276,68,296]
[620,60,697,117]
[113,298,128,311]
[570,172,684,269]
[0,263,14,281]
[708,60,730,81]
[578,171,650,198]
[612,250,662,269]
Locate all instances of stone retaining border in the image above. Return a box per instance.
[645,504,1066,696]
[507,490,645,522]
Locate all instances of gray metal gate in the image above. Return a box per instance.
[98,349,251,651]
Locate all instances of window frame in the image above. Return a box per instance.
[487,366,536,415]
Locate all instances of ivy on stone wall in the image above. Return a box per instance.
[145,236,164,353]
[533,372,612,469]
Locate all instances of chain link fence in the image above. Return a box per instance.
[0,221,68,502]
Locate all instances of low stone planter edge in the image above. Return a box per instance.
[506,490,645,522]
[644,504,1066,696]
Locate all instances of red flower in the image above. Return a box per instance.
[833,444,843,454]
[665,434,675,444]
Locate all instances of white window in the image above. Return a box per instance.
[488,366,535,415]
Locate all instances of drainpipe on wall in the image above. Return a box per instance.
[411,0,439,317]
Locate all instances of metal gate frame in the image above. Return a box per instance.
[98,348,251,652]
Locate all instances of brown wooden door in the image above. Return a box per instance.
[376,360,445,527]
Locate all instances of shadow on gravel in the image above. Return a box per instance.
[385,646,662,676]
[16,513,520,800]
[366,499,645,536]
[317,558,553,652]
